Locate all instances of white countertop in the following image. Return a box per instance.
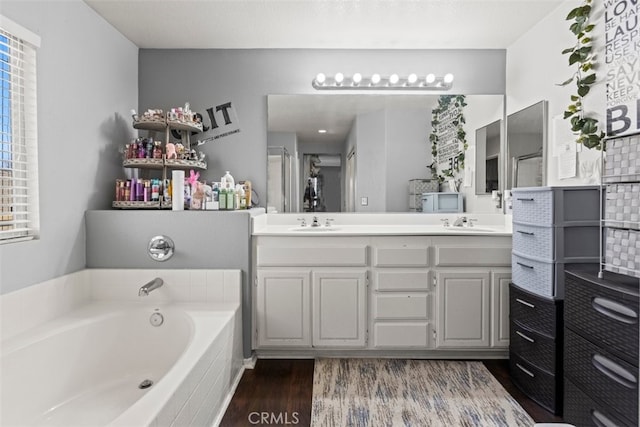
[252,213,512,236]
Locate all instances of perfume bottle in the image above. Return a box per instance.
[153,141,163,159]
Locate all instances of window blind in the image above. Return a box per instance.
[0,21,39,243]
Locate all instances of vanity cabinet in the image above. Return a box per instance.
[431,236,512,349]
[254,236,369,349]
[370,237,433,349]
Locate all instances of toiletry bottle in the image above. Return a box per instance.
[222,171,235,188]
[219,182,228,210]
[224,182,233,210]
[240,180,252,208]
[153,141,163,159]
[151,179,160,202]
[237,184,246,209]
[212,182,220,210]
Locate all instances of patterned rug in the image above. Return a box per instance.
[311,359,534,427]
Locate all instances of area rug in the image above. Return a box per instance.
[311,359,534,427]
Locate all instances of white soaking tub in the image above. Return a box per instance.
[1,301,240,427]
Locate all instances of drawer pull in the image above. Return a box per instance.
[516,230,535,236]
[516,262,534,270]
[516,197,535,201]
[591,410,622,427]
[515,363,535,378]
[591,354,638,389]
[515,298,535,309]
[515,330,535,343]
[592,297,638,325]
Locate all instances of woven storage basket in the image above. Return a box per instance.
[408,179,438,194]
[604,135,640,183]
[605,183,640,225]
[604,228,640,278]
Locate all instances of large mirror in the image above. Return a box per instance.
[506,100,548,190]
[267,94,504,212]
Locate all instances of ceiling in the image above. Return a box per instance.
[84,0,564,50]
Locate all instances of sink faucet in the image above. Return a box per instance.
[139,277,163,296]
[311,216,320,227]
[452,216,467,227]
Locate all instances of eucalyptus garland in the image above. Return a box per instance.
[429,95,468,183]
[559,0,605,150]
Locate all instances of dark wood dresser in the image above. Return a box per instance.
[564,266,639,427]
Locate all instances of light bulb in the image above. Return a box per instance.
[425,74,436,84]
[352,73,362,85]
[335,72,344,84]
[389,74,399,85]
[315,73,326,85]
[371,73,381,85]
[444,73,454,84]
[407,73,418,84]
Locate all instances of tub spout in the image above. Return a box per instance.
[139,278,163,297]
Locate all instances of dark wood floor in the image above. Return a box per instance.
[221,359,563,426]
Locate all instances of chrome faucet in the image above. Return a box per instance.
[452,216,467,227]
[139,277,163,296]
[311,216,320,227]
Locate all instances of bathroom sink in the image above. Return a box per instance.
[288,226,341,232]
[444,227,495,233]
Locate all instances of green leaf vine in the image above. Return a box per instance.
[559,0,605,150]
[429,95,468,183]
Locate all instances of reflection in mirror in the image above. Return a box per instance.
[507,100,548,190]
[475,119,501,195]
[267,94,504,213]
[266,146,292,212]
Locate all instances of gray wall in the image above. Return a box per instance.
[356,110,387,211]
[0,1,138,294]
[385,108,431,211]
[139,49,506,208]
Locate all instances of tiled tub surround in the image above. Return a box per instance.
[0,269,243,427]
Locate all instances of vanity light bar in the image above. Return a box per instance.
[312,73,454,90]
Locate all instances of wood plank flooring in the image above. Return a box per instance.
[220,359,563,426]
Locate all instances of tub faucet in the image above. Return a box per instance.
[139,277,163,297]
[452,216,467,227]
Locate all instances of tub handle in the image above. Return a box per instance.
[148,235,175,262]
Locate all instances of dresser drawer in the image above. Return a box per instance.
[564,378,636,427]
[565,272,639,365]
[510,320,558,374]
[373,294,430,320]
[564,328,639,425]
[512,223,554,261]
[512,188,554,225]
[509,283,560,338]
[512,253,559,298]
[510,352,560,414]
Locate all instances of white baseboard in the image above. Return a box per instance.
[243,354,257,369]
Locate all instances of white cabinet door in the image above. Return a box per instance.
[491,270,511,348]
[312,270,367,347]
[435,271,490,348]
[256,270,311,347]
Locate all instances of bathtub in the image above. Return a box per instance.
[1,300,241,426]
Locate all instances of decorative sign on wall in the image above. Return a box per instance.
[429,95,467,184]
[605,0,640,136]
[195,101,241,145]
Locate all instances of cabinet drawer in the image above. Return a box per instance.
[512,253,565,298]
[564,328,639,425]
[374,271,430,292]
[373,322,430,348]
[509,283,560,338]
[373,246,429,267]
[373,294,429,319]
[510,352,560,414]
[512,188,554,225]
[434,245,511,267]
[564,378,636,427]
[510,320,558,374]
[512,223,554,261]
[565,272,639,365]
[256,245,367,266]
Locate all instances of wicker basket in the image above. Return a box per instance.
[605,183,640,225]
[408,179,438,195]
[604,227,640,278]
[604,135,640,183]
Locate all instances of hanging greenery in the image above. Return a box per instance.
[429,95,468,183]
[558,0,605,150]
